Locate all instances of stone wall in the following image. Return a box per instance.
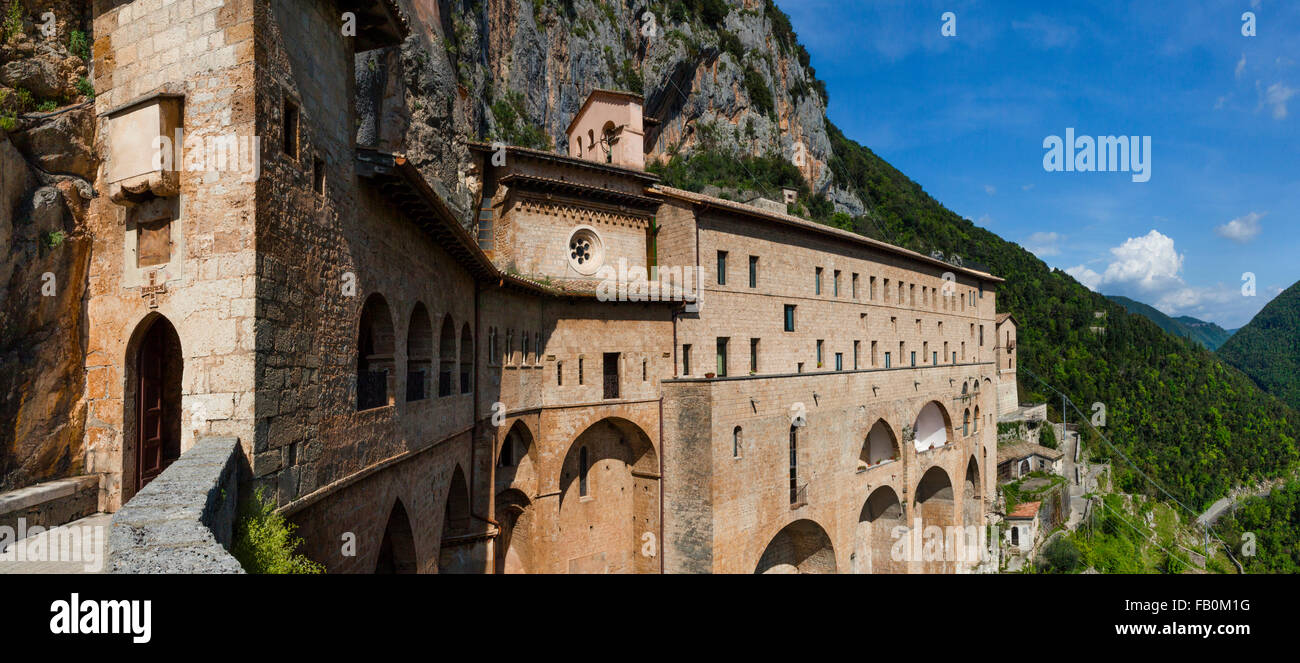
[0,475,99,533]
[108,435,243,573]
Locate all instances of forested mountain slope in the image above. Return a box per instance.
[1218,281,1300,412]
[1107,295,1236,350]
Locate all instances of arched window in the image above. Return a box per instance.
[438,314,455,396]
[973,406,981,432]
[962,382,968,396]
[732,426,742,458]
[963,408,971,437]
[406,303,433,401]
[1010,526,1020,546]
[459,323,473,393]
[357,295,395,410]
[788,425,799,504]
[578,446,589,497]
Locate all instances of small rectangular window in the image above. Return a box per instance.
[716,250,728,286]
[853,340,860,369]
[910,351,916,367]
[833,270,841,297]
[682,344,692,376]
[716,338,729,377]
[852,273,859,299]
[557,362,564,386]
[885,352,892,369]
[749,255,758,288]
[578,357,584,384]
[872,341,878,367]
[815,267,823,295]
[137,217,171,267]
[283,96,299,159]
[816,339,824,366]
[750,338,759,373]
[835,353,843,371]
[784,305,796,332]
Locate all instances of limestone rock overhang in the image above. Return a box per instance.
[336,0,409,52]
[651,185,1006,284]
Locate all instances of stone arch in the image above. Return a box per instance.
[438,314,455,396]
[963,455,982,530]
[494,488,533,574]
[858,418,899,470]
[459,322,473,393]
[406,302,433,401]
[438,465,473,573]
[973,405,981,433]
[496,420,537,494]
[123,313,183,497]
[375,498,417,574]
[854,486,905,574]
[557,417,660,573]
[755,519,837,574]
[913,401,952,452]
[914,466,955,573]
[963,408,971,437]
[357,294,395,410]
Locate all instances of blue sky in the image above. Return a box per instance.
[778,0,1298,328]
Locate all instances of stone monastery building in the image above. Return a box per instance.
[86,0,1020,573]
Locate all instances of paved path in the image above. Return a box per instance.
[0,513,111,574]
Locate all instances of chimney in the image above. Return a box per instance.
[566,89,645,170]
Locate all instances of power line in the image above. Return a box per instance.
[1018,364,1241,569]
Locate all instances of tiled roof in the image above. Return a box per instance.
[1007,501,1042,519]
[652,185,1005,283]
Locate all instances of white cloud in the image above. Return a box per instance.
[1100,230,1184,293]
[976,214,994,227]
[1068,229,1264,325]
[1262,82,1297,119]
[983,184,997,196]
[1021,183,1035,191]
[1066,265,1102,291]
[1236,54,1246,79]
[1024,231,1062,257]
[1214,211,1265,243]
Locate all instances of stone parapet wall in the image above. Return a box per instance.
[108,435,243,573]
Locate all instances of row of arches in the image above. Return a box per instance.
[372,465,473,574]
[758,457,984,574]
[358,294,473,410]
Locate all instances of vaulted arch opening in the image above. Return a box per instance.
[375,499,417,574]
[406,302,433,401]
[859,419,899,470]
[438,465,473,573]
[913,401,952,452]
[914,466,955,573]
[755,519,837,574]
[494,488,532,574]
[854,486,905,574]
[964,455,983,531]
[438,314,455,396]
[357,294,395,410]
[557,418,659,573]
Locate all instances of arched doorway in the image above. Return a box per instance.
[438,466,473,573]
[914,466,955,573]
[854,486,905,574]
[128,315,183,494]
[375,499,417,574]
[557,417,659,573]
[357,294,395,410]
[755,519,837,574]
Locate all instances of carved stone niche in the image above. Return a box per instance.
[103,93,183,205]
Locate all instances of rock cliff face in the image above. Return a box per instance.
[0,0,95,491]
[383,0,865,218]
